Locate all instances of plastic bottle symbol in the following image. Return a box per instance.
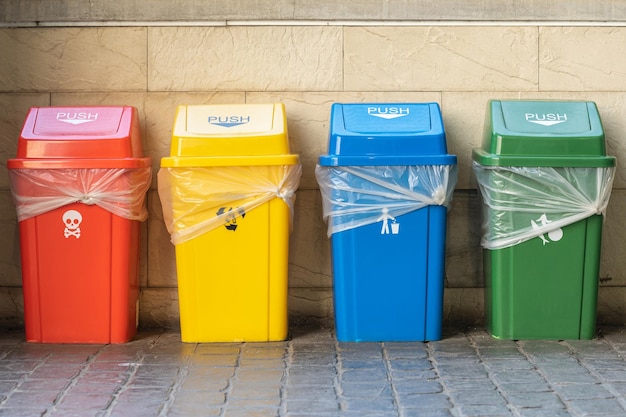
[378,208,400,235]
[531,213,563,245]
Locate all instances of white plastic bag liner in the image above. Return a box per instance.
[9,167,152,222]
[158,164,302,245]
[316,164,458,237]
[473,162,615,250]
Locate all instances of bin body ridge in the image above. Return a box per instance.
[8,106,151,344]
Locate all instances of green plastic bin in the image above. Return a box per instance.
[473,100,616,340]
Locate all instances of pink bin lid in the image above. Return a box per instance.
[9,106,149,169]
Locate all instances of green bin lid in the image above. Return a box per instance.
[472,100,615,167]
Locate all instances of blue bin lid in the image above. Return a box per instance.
[319,103,456,166]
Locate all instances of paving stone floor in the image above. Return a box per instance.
[0,325,624,417]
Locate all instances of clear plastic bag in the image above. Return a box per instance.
[473,162,615,250]
[9,167,152,222]
[315,164,458,237]
[158,164,302,245]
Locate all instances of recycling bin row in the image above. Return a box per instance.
[6,100,616,344]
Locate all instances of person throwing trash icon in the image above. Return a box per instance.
[377,207,396,234]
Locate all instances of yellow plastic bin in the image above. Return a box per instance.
[158,103,301,342]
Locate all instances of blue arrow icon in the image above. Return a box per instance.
[209,121,248,128]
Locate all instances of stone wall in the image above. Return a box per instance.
[0,1,625,329]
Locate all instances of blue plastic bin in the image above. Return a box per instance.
[316,103,457,342]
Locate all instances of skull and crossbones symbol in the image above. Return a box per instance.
[63,210,82,239]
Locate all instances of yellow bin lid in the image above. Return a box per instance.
[169,103,291,158]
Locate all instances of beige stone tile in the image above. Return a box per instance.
[288,287,334,321]
[0,288,24,329]
[247,92,441,190]
[537,93,626,190]
[0,93,50,188]
[51,92,246,188]
[0,28,147,92]
[443,287,484,327]
[0,192,22,288]
[600,189,626,287]
[442,91,523,189]
[145,92,245,188]
[289,190,332,289]
[147,190,178,288]
[597,287,626,326]
[445,191,483,288]
[148,27,342,91]
[345,26,538,92]
[540,27,626,92]
[514,91,626,189]
[446,91,626,190]
[7,0,626,23]
[139,287,180,329]
[51,92,153,179]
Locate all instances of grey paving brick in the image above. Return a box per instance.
[234,368,285,384]
[341,396,396,412]
[386,358,433,371]
[285,384,336,399]
[340,368,388,384]
[396,392,452,409]
[541,369,600,384]
[228,384,282,400]
[383,343,429,360]
[595,369,626,382]
[448,389,507,405]
[554,383,615,400]
[478,345,526,360]
[290,352,336,367]
[339,382,392,398]
[503,391,566,409]
[188,354,238,367]
[56,390,115,409]
[491,371,547,385]
[0,408,55,417]
[393,380,444,395]
[167,403,222,417]
[403,408,455,417]
[284,398,341,413]
[340,411,397,417]
[286,367,337,386]
[443,378,497,391]
[0,327,625,416]
[482,359,536,371]
[568,398,626,415]
[610,381,626,395]
[435,364,489,379]
[498,382,552,393]
[390,368,438,380]
[28,364,83,380]
[17,378,67,392]
[339,358,385,369]
[455,404,514,417]
[223,408,281,417]
[515,409,572,417]
[171,389,226,406]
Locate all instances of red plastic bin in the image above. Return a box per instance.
[7,106,151,344]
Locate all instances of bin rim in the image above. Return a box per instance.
[160,154,299,168]
[318,154,457,167]
[472,148,616,168]
[7,157,152,169]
